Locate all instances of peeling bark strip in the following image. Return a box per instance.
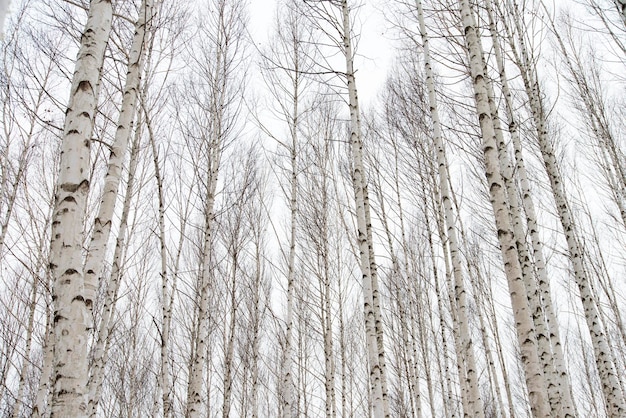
[456,1,551,417]
[49,1,112,417]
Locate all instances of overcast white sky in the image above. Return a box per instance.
[0,0,10,37]
[248,0,394,105]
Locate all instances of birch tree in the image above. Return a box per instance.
[456,0,551,416]
[495,2,626,415]
[412,1,487,415]
[48,1,112,416]
[258,3,316,414]
[485,3,578,416]
[299,1,391,415]
[83,4,154,416]
[183,0,247,415]
[83,0,152,319]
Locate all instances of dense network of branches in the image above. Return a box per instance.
[0,0,624,417]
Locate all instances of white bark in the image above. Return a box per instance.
[186,2,237,414]
[11,272,38,418]
[340,1,389,416]
[457,1,551,416]
[186,143,220,418]
[371,158,416,418]
[281,135,297,418]
[49,1,112,416]
[86,115,143,417]
[536,102,626,417]
[248,226,265,418]
[472,263,508,418]
[487,3,576,416]
[145,96,178,418]
[416,1,485,415]
[33,307,54,418]
[84,0,151,313]
[519,6,626,415]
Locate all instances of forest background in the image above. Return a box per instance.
[0,0,625,417]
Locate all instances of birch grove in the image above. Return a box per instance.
[0,0,624,417]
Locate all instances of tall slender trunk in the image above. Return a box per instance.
[485,3,576,416]
[186,155,220,418]
[340,1,389,415]
[87,117,143,417]
[83,0,150,311]
[222,247,239,418]
[48,1,112,416]
[11,272,39,418]
[481,31,560,417]
[520,5,626,415]
[186,21,228,418]
[281,66,299,418]
[319,146,337,418]
[416,1,485,415]
[33,302,54,418]
[84,0,151,407]
[146,101,180,418]
[372,164,417,418]
[249,229,264,418]
[471,260,508,418]
[456,1,550,416]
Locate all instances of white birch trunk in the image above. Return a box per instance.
[145,100,178,418]
[186,155,220,418]
[416,1,485,415]
[340,1,388,416]
[33,306,54,418]
[186,22,230,418]
[516,6,626,415]
[49,1,112,416]
[319,147,337,418]
[86,118,143,417]
[249,233,264,418]
[486,3,576,416]
[222,250,238,418]
[281,70,298,418]
[11,272,38,418]
[483,47,560,418]
[457,1,551,416]
[373,164,418,418]
[429,186,468,418]
[84,0,150,312]
[535,107,626,417]
[472,266,508,418]
[85,1,151,409]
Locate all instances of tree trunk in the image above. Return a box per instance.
[87,116,143,417]
[48,1,112,416]
[83,0,150,313]
[456,1,551,416]
[519,6,626,415]
[485,3,576,416]
[340,1,389,415]
[416,1,485,415]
